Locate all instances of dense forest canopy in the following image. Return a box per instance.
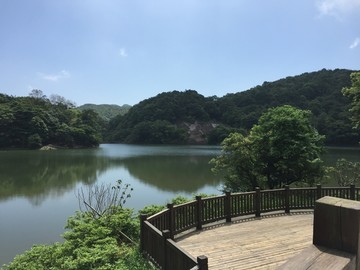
[78,103,131,121]
[106,69,360,146]
[1,69,359,148]
[0,91,105,149]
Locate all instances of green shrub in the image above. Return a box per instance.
[1,208,154,270]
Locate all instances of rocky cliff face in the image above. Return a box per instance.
[178,122,218,144]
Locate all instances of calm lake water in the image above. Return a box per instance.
[0,144,360,266]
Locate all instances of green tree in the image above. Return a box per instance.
[342,72,360,130]
[211,132,259,191]
[212,105,325,191]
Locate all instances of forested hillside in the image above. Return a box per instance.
[106,90,221,144]
[106,69,360,146]
[2,69,359,148]
[0,92,105,149]
[78,104,131,121]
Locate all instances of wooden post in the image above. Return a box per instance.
[225,191,232,223]
[196,196,203,230]
[139,214,148,253]
[285,185,290,214]
[167,203,175,239]
[255,187,261,218]
[313,196,360,270]
[162,230,171,270]
[350,184,356,201]
[197,255,208,270]
[316,184,322,200]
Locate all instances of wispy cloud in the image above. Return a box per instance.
[316,0,360,18]
[38,70,70,82]
[350,37,360,49]
[118,48,128,58]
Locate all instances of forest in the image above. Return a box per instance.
[107,68,360,146]
[0,90,105,149]
[1,68,359,149]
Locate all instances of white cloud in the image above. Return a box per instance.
[350,37,360,49]
[317,0,360,18]
[39,70,70,82]
[118,48,128,57]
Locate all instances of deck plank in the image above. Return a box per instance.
[176,212,313,269]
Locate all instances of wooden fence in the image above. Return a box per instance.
[140,184,359,270]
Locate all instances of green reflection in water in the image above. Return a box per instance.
[119,155,222,192]
[0,149,110,205]
[0,145,359,205]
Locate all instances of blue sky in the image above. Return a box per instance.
[0,0,359,106]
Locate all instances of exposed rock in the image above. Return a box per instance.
[39,145,57,150]
[178,121,218,144]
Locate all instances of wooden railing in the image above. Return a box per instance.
[140,184,359,270]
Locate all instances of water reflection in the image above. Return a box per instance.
[120,155,222,192]
[2,145,358,206]
[0,149,110,205]
[0,145,221,205]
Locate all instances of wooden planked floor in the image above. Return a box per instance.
[176,212,314,270]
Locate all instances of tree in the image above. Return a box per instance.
[211,105,325,191]
[342,72,360,130]
[211,132,260,191]
[49,94,76,108]
[330,158,360,186]
[29,89,46,99]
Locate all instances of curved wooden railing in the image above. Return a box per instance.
[140,184,359,270]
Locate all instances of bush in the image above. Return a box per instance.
[28,133,42,149]
[1,208,154,270]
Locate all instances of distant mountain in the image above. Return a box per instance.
[105,69,360,146]
[78,104,131,121]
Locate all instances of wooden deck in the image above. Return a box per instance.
[176,212,314,269]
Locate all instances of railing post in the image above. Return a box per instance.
[350,184,356,200]
[285,185,290,214]
[225,191,232,223]
[255,187,261,218]
[162,230,171,270]
[316,184,322,200]
[197,255,208,270]
[139,214,148,253]
[167,203,175,239]
[196,196,203,230]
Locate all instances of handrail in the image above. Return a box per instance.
[140,184,358,270]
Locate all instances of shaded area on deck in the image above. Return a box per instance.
[176,212,313,270]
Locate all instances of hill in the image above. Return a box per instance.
[78,104,131,121]
[106,69,360,145]
[0,94,105,149]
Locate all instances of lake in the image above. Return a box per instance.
[1,144,360,266]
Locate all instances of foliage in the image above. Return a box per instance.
[77,180,134,219]
[138,194,215,217]
[3,189,218,270]
[329,158,360,186]
[211,132,260,191]
[218,69,359,145]
[342,72,360,131]
[0,92,105,149]
[206,125,242,145]
[105,69,360,146]
[1,207,154,270]
[106,90,215,143]
[211,105,326,191]
[125,120,187,144]
[138,195,191,217]
[78,104,131,122]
